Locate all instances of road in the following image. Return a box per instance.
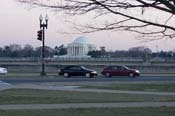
[1,76,175,84]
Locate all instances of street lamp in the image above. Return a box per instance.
[39,14,48,76]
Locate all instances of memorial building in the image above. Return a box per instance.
[61,36,96,58]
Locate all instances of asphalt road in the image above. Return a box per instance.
[1,76,175,84]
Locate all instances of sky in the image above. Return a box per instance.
[1,0,175,52]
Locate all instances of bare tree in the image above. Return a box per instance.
[17,0,175,41]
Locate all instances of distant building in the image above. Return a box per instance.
[59,36,96,58]
[129,46,152,53]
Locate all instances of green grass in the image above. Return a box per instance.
[0,107,175,116]
[83,83,175,92]
[1,89,175,104]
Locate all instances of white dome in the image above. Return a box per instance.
[72,36,90,44]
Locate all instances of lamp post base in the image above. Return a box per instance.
[40,72,47,76]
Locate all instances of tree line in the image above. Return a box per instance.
[0,44,67,58]
[88,50,175,60]
[0,44,175,60]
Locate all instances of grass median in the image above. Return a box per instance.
[0,107,175,116]
[83,83,175,92]
[0,89,175,104]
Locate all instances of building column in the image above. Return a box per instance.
[76,46,78,55]
[73,46,75,55]
[79,46,81,55]
[78,46,80,55]
[70,46,73,55]
[71,46,74,55]
[81,46,83,56]
[70,46,72,55]
[81,46,83,55]
[67,46,69,55]
[77,46,79,56]
[74,46,76,55]
[75,46,78,55]
[69,46,72,55]
[83,46,85,55]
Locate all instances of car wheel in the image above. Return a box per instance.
[85,73,91,78]
[105,73,111,77]
[64,73,69,77]
[129,73,135,77]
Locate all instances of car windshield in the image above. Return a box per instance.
[68,66,81,70]
[81,66,88,70]
[123,66,130,70]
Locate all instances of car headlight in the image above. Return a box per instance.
[135,70,140,73]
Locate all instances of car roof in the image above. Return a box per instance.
[65,65,82,67]
[104,65,129,69]
[64,65,84,68]
[105,65,125,67]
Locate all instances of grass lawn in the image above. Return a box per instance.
[83,83,175,92]
[0,89,175,104]
[0,107,175,116]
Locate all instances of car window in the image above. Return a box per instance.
[109,66,118,70]
[105,66,118,70]
[81,66,87,70]
[106,66,125,70]
[112,66,118,70]
[106,66,114,70]
[69,66,82,70]
[121,67,126,70]
[116,66,124,70]
[123,66,129,70]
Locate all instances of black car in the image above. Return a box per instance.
[58,65,98,78]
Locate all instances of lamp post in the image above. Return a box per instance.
[39,14,48,76]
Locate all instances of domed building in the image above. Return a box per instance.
[61,36,96,58]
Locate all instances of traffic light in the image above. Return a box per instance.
[37,30,42,41]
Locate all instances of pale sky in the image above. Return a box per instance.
[1,0,175,52]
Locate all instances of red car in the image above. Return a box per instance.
[101,65,140,77]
